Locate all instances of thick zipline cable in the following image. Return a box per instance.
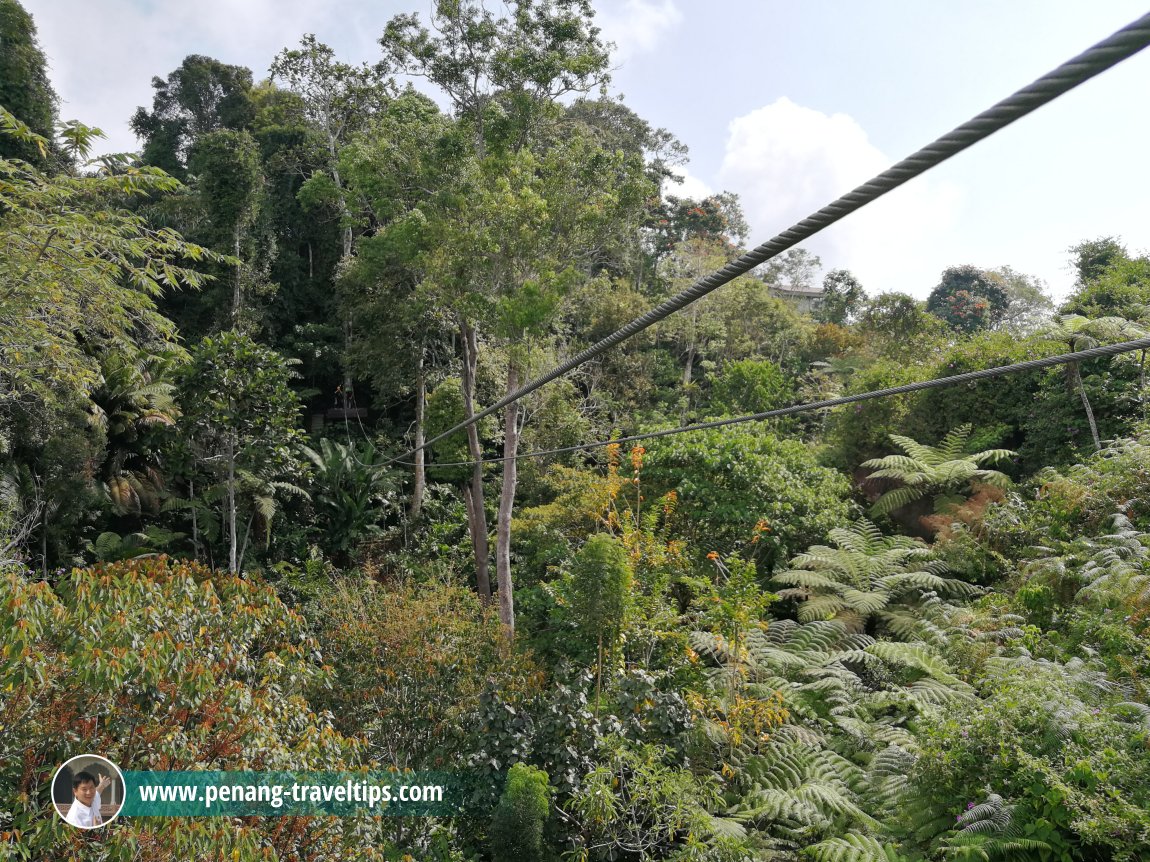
[387,11,1150,467]
[403,336,1150,467]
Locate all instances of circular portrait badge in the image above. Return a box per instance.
[52,755,125,829]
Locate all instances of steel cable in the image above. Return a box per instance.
[402,336,1150,466]
[388,11,1150,467]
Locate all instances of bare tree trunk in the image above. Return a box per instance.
[232,223,242,323]
[227,433,238,574]
[237,511,255,575]
[682,305,698,389]
[1141,350,1147,420]
[1071,362,1102,451]
[495,359,520,637]
[459,320,491,598]
[189,477,200,562]
[331,151,356,412]
[680,305,698,424]
[409,351,427,521]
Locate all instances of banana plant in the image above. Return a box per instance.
[300,437,397,561]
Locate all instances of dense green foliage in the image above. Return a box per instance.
[1,557,384,861]
[0,0,56,165]
[3,1,1150,859]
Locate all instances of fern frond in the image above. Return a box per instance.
[938,424,973,460]
[774,570,849,592]
[805,833,911,862]
[860,641,960,684]
[799,594,850,623]
[891,433,945,464]
[870,486,928,517]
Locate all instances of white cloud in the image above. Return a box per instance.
[665,165,712,201]
[717,97,962,297]
[596,0,682,64]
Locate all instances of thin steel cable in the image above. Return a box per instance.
[403,336,1150,467]
[388,11,1150,467]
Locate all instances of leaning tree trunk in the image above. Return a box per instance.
[189,477,201,562]
[495,358,521,637]
[1070,361,1102,451]
[232,222,243,323]
[331,152,356,412]
[409,351,427,521]
[680,304,700,424]
[459,320,491,598]
[227,432,238,574]
[1141,349,1147,420]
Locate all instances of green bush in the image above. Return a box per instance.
[307,574,543,771]
[490,763,551,862]
[708,358,793,416]
[826,358,923,470]
[642,425,853,572]
[910,656,1150,860]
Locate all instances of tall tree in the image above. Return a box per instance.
[245,81,344,393]
[422,136,650,631]
[131,55,256,178]
[0,109,220,567]
[380,0,617,627]
[660,235,730,418]
[989,265,1054,332]
[380,0,611,159]
[1039,314,1147,452]
[1069,236,1129,287]
[0,108,219,416]
[858,292,947,360]
[177,332,305,574]
[815,269,866,325]
[338,90,461,521]
[760,247,822,291]
[648,191,748,277]
[926,264,1010,332]
[188,129,267,324]
[270,35,391,262]
[270,35,393,409]
[0,0,58,166]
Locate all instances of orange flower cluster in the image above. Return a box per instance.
[605,441,621,467]
[629,445,646,473]
[750,518,772,544]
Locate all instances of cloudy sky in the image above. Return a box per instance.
[21,0,1150,300]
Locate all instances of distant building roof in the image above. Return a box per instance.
[768,284,824,297]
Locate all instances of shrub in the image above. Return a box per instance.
[490,763,551,862]
[307,574,543,771]
[642,425,853,572]
[0,557,381,861]
[708,358,793,416]
[910,656,1150,860]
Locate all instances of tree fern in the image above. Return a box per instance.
[860,425,1014,517]
[774,521,977,637]
[736,743,877,837]
[939,794,1053,861]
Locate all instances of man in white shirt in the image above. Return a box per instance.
[63,771,111,828]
